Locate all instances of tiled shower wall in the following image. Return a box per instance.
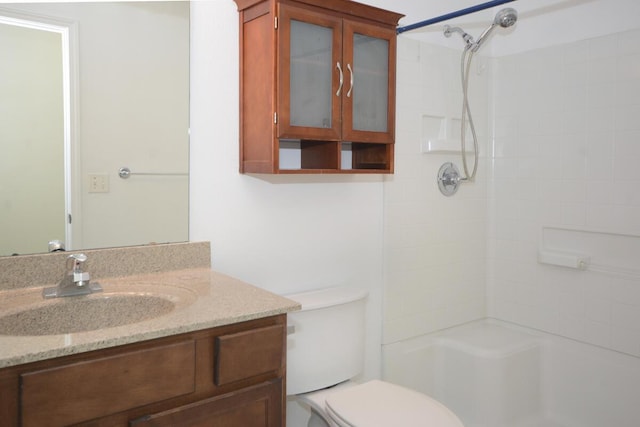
[382,38,490,344]
[489,29,640,356]
[385,29,640,356]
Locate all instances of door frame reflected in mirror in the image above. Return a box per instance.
[0,8,80,254]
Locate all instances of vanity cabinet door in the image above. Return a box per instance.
[129,379,283,427]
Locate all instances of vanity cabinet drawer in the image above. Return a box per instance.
[20,340,195,427]
[130,379,283,427]
[215,325,284,386]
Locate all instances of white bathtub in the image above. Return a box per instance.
[383,319,640,427]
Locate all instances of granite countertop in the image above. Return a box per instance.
[0,268,300,368]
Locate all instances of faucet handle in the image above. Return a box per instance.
[66,254,90,286]
[66,253,87,270]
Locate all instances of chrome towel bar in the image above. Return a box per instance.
[118,167,188,179]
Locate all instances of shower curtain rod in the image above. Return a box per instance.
[396,0,516,34]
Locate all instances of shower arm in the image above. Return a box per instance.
[444,24,497,54]
[444,25,475,47]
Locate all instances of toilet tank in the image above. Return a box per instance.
[285,287,368,395]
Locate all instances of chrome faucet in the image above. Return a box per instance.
[43,253,103,299]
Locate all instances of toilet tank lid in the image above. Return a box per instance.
[285,287,368,312]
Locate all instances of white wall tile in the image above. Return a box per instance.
[561,202,586,227]
[563,61,588,87]
[614,131,640,180]
[616,53,640,82]
[387,30,640,358]
[586,107,615,132]
[611,326,640,356]
[617,29,640,56]
[613,181,640,206]
[586,181,614,204]
[588,82,616,109]
[383,39,489,344]
[615,79,640,105]
[587,59,616,84]
[615,105,640,131]
[489,30,640,357]
[563,38,589,63]
[585,295,612,324]
[589,34,618,60]
[586,131,615,180]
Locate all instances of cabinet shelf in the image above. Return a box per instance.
[278,140,392,173]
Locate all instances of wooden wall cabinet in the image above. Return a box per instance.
[0,315,286,427]
[234,0,403,174]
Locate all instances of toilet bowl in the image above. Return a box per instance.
[286,287,464,427]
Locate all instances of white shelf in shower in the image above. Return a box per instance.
[538,250,590,270]
[420,139,473,154]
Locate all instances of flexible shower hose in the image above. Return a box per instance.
[460,44,479,182]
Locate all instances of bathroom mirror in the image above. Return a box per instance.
[0,1,189,257]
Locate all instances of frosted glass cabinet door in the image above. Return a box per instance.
[352,34,388,131]
[278,5,342,141]
[343,21,396,143]
[290,20,332,128]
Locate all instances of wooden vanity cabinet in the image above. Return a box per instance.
[0,315,286,427]
[234,0,403,174]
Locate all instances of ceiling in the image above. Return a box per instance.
[363,0,640,57]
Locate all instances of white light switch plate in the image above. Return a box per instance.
[88,174,109,193]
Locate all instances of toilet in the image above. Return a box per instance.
[286,287,464,427]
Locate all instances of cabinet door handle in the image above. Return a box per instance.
[347,63,354,98]
[336,62,344,96]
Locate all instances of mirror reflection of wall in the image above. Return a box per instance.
[0,22,65,256]
[0,2,189,257]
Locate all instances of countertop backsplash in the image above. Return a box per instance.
[0,242,211,291]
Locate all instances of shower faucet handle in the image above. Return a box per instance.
[438,162,462,197]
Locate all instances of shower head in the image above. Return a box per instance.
[494,8,518,28]
[443,8,518,52]
[473,8,518,51]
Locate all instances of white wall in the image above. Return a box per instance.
[189,5,385,425]
[4,2,190,251]
[190,4,386,423]
[75,2,189,250]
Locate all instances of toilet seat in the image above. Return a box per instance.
[324,380,464,427]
